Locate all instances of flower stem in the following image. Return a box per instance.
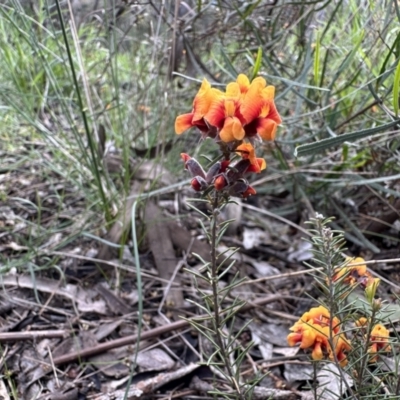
[210,193,245,400]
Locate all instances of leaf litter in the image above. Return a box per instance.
[1,139,400,399]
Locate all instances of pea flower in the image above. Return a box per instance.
[236,143,266,173]
[175,79,223,138]
[355,318,391,362]
[287,306,350,367]
[369,324,391,361]
[205,75,281,143]
[175,74,281,144]
[176,74,281,197]
[332,257,378,290]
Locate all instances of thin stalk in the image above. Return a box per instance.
[356,308,377,397]
[209,193,245,400]
[54,0,111,222]
[315,219,355,397]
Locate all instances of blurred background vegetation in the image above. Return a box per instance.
[1,0,400,267]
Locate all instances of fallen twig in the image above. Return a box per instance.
[0,330,67,342]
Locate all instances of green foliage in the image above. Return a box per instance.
[302,216,399,399]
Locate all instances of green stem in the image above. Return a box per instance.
[356,308,377,397]
[210,193,245,400]
[316,219,355,397]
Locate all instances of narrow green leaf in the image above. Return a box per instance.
[220,47,238,78]
[313,31,320,87]
[251,47,262,81]
[393,59,400,116]
[264,73,330,91]
[183,268,210,283]
[242,0,262,19]
[294,119,400,157]
[377,31,400,85]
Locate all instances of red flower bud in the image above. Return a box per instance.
[214,175,228,191]
[181,153,191,163]
[242,185,257,197]
[191,176,208,191]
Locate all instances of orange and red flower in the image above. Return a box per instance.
[287,306,350,367]
[236,143,266,173]
[332,257,378,290]
[175,79,223,137]
[369,324,391,361]
[175,74,281,143]
[355,318,391,362]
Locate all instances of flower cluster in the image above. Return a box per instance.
[175,74,281,143]
[180,142,267,197]
[355,318,391,362]
[175,74,281,197]
[369,324,391,361]
[332,257,379,290]
[287,306,350,367]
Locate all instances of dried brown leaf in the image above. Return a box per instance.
[145,201,184,311]
[136,348,175,372]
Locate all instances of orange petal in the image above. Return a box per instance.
[302,306,332,325]
[236,143,265,172]
[219,127,235,142]
[300,327,317,348]
[256,118,277,141]
[226,82,241,98]
[333,335,351,361]
[232,117,245,140]
[262,85,275,101]
[236,74,250,93]
[371,324,390,342]
[240,85,264,123]
[356,317,368,327]
[265,101,282,124]
[258,158,267,170]
[175,113,194,134]
[335,349,349,367]
[251,76,267,88]
[347,257,367,275]
[311,341,324,360]
[287,332,302,346]
[219,117,245,142]
[259,102,270,119]
[224,99,237,117]
[205,97,226,129]
[246,158,267,173]
[369,343,378,354]
[191,79,210,120]
[236,143,255,160]
[193,85,223,122]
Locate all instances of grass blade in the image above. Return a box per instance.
[393,59,400,116]
[251,46,262,81]
[295,119,400,157]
